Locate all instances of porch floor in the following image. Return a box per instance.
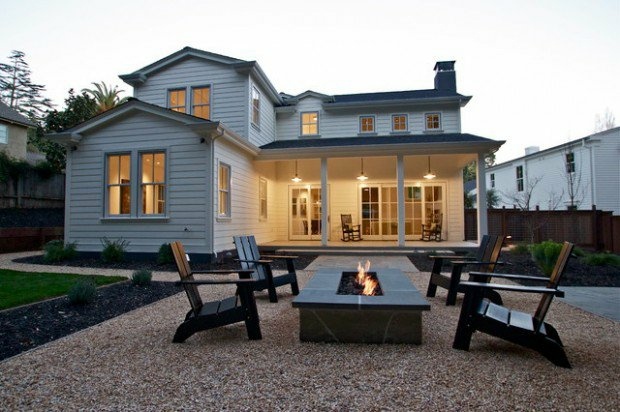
[259,239,478,254]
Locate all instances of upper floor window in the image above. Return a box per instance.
[192,86,211,119]
[301,112,319,136]
[259,177,267,220]
[218,162,231,218]
[0,125,7,144]
[392,114,408,132]
[516,165,524,192]
[140,152,166,215]
[251,86,261,127]
[107,153,131,215]
[425,113,441,131]
[359,116,375,133]
[490,173,495,188]
[168,89,186,113]
[566,152,575,173]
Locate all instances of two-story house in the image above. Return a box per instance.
[49,47,503,261]
[0,101,36,161]
[486,127,620,215]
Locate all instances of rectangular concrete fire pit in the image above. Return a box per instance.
[292,268,430,344]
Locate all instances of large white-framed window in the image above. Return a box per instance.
[425,113,442,131]
[191,86,211,119]
[106,153,132,216]
[168,89,186,113]
[140,151,166,215]
[218,162,231,218]
[0,124,7,144]
[392,114,408,132]
[300,111,319,136]
[251,86,261,128]
[516,165,524,192]
[259,177,267,220]
[359,115,375,133]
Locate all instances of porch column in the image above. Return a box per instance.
[476,152,489,242]
[321,157,328,246]
[397,155,405,246]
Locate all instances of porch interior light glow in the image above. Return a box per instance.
[423,156,436,179]
[291,160,302,182]
[357,158,368,181]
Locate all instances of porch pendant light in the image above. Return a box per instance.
[291,160,302,182]
[423,156,436,180]
[357,158,368,181]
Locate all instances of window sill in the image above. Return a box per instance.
[357,132,378,137]
[299,134,321,138]
[100,216,170,223]
[216,216,232,222]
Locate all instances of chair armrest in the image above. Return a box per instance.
[428,254,467,260]
[235,259,273,264]
[469,271,550,282]
[260,254,298,260]
[192,270,255,275]
[459,281,564,297]
[451,260,499,266]
[176,278,257,286]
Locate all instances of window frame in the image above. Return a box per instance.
[565,152,575,174]
[167,88,187,113]
[300,111,319,136]
[391,114,408,133]
[218,161,232,219]
[424,112,442,131]
[359,115,376,134]
[105,152,132,217]
[191,85,211,120]
[0,124,8,144]
[251,86,261,128]
[516,165,524,192]
[259,177,267,221]
[139,151,167,217]
[490,173,495,188]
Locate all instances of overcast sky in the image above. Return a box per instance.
[1,0,618,163]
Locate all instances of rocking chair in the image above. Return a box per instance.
[341,214,362,241]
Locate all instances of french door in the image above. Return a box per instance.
[360,183,445,240]
[289,185,326,240]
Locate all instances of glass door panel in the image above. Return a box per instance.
[361,186,379,237]
[290,186,324,240]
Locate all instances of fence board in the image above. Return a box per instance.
[0,170,65,208]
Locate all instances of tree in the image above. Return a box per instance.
[594,108,616,132]
[486,189,500,209]
[561,145,588,210]
[0,50,53,122]
[82,82,128,114]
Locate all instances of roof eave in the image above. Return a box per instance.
[324,95,472,110]
[232,61,283,104]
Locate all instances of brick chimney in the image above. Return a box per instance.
[433,61,456,92]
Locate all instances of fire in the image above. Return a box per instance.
[356,260,379,296]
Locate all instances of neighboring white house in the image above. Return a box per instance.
[486,127,620,215]
[49,47,503,260]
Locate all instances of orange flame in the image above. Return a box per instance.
[356,260,378,296]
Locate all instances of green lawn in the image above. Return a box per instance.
[0,269,127,310]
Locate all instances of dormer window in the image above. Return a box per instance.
[168,89,186,113]
[425,113,442,131]
[301,112,319,136]
[192,86,211,119]
[359,116,375,133]
[392,114,408,132]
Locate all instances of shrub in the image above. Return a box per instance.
[43,240,77,263]
[131,269,153,286]
[101,237,130,263]
[583,252,620,267]
[510,243,530,255]
[157,243,174,265]
[572,246,587,258]
[530,240,563,276]
[68,279,97,305]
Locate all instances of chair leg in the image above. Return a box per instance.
[535,336,571,368]
[452,287,482,350]
[446,264,464,306]
[173,319,196,343]
[238,285,262,340]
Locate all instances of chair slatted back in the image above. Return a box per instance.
[171,241,203,313]
[480,235,505,273]
[233,235,265,282]
[341,214,353,230]
[476,235,491,261]
[534,242,573,330]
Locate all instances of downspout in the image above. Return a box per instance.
[587,140,596,208]
[205,127,225,260]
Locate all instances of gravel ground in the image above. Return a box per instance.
[1,252,619,410]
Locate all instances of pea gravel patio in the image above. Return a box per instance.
[1,261,619,410]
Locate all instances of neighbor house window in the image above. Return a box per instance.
[566,152,575,173]
[490,173,495,188]
[301,111,319,135]
[259,177,267,220]
[392,114,408,132]
[192,86,211,119]
[0,125,7,144]
[140,152,166,215]
[425,113,441,130]
[218,162,231,217]
[107,154,131,215]
[516,165,524,192]
[251,86,261,127]
[359,116,375,133]
[168,89,186,113]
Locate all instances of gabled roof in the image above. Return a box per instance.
[0,101,36,128]
[281,90,334,104]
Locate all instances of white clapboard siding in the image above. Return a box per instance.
[66,111,209,253]
[592,131,620,214]
[248,78,277,147]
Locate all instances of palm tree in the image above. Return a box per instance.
[81,82,128,114]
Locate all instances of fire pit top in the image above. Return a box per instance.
[292,268,430,311]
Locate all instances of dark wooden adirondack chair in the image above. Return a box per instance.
[233,235,300,303]
[421,212,443,241]
[171,241,262,342]
[341,214,362,241]
[426,235,506,305]
[453,242,574,368]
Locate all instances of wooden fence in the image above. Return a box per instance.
[465,206,619,253]
[0,170,65,208]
